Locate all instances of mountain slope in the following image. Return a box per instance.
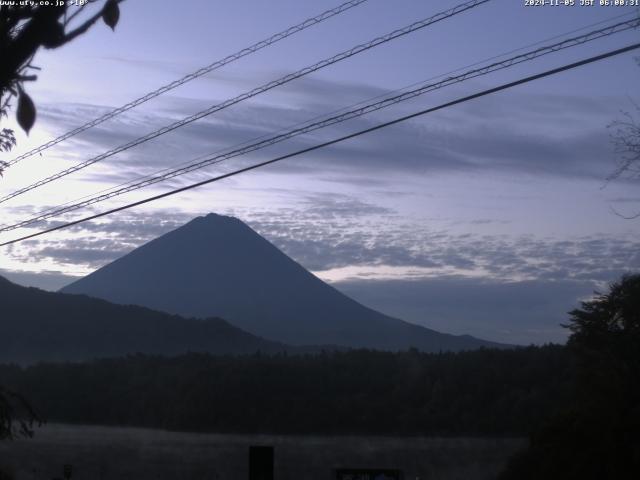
[62,214,506,351]
[0,275,287,364]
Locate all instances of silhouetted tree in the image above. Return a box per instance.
[0,385,40,478]
[0,0,122,174]
[0,2,123,463]
[609,101,640,189]
[607,60,640,218]
[500,274,640,479]
[0,386,40,440]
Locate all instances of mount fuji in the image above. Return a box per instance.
[62,214,506,352]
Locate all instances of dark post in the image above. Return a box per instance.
[62,465,72,480]
[249,445,274,480]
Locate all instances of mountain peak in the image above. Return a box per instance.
[62,215,506,352]
[180,213,252,236]
[199,212,241,224]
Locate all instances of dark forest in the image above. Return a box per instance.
[0,346,571,436]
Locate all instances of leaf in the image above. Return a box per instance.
[103,0,120,30]
[42,21,65,48]
[17,89,36,135]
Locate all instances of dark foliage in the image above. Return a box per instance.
[0,385,40,440]
[0,345,571,436]
[0,4,124,448]
[0,0,122,180]
[609,98,640,184]
[500,274,640,479]
[0,1,122,124]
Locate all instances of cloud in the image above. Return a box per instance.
[609,196,640,204]
[36,246,127,266]
[14,194,638,285]
[246,207,640,283]
[0,269,80,291]
[59,214,189,241]
[334,276,597,345]
[285,192,394,218]
[34,237,130,267]
[29,75,629,193]
[7,211,191,269]
[3,197,637,346]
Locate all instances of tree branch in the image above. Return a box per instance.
[62,0,125,43]
[609,205,640,220]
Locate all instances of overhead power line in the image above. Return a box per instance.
[0,0,490,205]
[2,41,638,248]
[2,16,637,233]
[20,10,634,224]
[3,0,370,168]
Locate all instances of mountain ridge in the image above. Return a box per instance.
[62,213,507,352]
[0,274,293,364]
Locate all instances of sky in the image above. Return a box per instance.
[0,0,639,345]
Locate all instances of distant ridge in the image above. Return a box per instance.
[62,214,507,352]
[0,275,289,364]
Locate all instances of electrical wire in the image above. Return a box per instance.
[3,0,371,168]
[19,8,634,223]
[2,41,638,247]
[0,0,490,205]
[2,16,637,233]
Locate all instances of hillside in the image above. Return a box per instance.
[0,275,287,363]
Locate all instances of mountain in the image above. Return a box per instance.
[62,214,505,352]
[0,275,288,364]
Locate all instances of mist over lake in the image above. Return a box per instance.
[0,424,525,480]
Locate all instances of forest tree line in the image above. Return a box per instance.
[0,345,572,436]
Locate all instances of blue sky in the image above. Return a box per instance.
[0,0,639,344]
